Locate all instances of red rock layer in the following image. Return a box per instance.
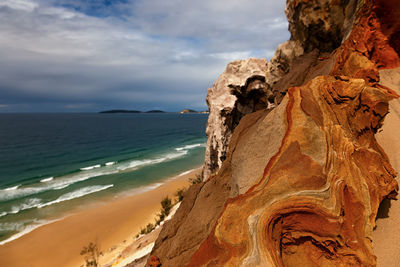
[188,75,398,266]
[148,1,400,266]
[185,1,400,266]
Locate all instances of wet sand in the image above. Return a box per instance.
[0,167,201,267]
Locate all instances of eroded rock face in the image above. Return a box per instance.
[203,58,269,180]
[286,0,358,52]
[149,0,400,266]
[203,0,361,181]
[265,0,360,104]
[188,76,398,267]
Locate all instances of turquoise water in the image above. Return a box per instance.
[0,113,207,243]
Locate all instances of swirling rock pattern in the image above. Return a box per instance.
[188,75,398,266]
[148,0,400,266]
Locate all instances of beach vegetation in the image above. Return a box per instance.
[155,212,165,226]
[175,188,186,202]
[161,196,172,216]
[140,222,156,235]
[80,242,101,267]
[146,223,155,233]
[138,195,175,235]
[140,227,146,235]
[189,174,203,184]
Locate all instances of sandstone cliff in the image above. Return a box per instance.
[203,58,270,180]
[149,0,400,266]
[203,0,361,180]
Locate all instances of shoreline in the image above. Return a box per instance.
[0,166,202,267]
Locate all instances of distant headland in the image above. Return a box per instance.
[99,109,209,114]
[179,109,209,114]
[99,109,166,114]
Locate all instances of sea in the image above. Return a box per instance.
[0,113,207,244]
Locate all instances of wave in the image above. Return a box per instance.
[0,143,204,202]
[37,184,113,209]
[0,198,43,218]
[40,177,54,183]
[115,150,188,171]
[54,184,70,190]
[3,185,21,191]
[175,143,205,151]
[0,219,62,245]
[80,164,101,171]
[178,170,192,177]
[0,169,117,201]
[0,185,112,218]
[11,198,42,213]
[117,182,163,198]
[105,161,116,166]
[0,221,26,232]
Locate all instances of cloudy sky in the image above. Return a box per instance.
[0,0,289,112]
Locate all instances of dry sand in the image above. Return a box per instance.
[373,68,400,266]
[0,167,201,267]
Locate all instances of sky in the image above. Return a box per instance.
[0,0,289,112]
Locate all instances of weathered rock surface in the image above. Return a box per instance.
[149,0,400,266]
[203,58,269,180]
[266,0,359,104]
[189,76,398,266]
[203,0,362,181]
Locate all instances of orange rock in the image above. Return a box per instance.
[147,255,161,267]
[187,75,398,266]
[149,1,400,266]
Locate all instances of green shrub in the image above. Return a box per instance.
[161,196,172,217]
[189,174,202,185]
[146,223,154,233]
[80,242,100,267]
[137,195,174,236]
[175,188,186,202]
[140,227,146,235]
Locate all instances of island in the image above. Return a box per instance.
[99,109,141,114]
[145,110,166,113]
[99,109,166,114]
[179,109,209,114]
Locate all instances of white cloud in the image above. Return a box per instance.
[0,0,38,11]
[0,0,289,112]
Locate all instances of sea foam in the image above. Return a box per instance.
[0,219,62,245]
[0,143,205,202]
[37,184,113,209]
[40,177,54,183]
[80,164,101,171]
[175,143,205,151]
[4,185,21,191]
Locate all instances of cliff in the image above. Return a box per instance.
[203,58,270,180]
[149,0,400,266]
[203,0,360,180]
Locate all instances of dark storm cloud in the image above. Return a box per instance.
[0,0,289,112]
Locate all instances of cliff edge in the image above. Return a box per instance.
[149,0,400,266]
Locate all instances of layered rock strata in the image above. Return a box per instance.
[203,0,362,180]
[188,76,398,266]
[149,0,400,266]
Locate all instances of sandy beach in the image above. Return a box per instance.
[0,167,201,267]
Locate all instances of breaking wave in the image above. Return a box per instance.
[37,184,114,209]
[0,143,205,202]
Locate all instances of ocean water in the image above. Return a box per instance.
[0,113,207,244]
